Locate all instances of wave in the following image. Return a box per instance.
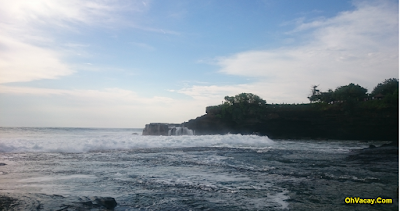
[0,127,377,154]
[0,128,274,153]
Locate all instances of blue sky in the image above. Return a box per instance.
[0,0,398,128]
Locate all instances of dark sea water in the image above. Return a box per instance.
[0,127,398,210]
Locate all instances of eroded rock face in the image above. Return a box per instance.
[142,123,193,136]
[142,123,170,136]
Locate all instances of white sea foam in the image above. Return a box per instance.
[0,127,381,154]
[0,128,275,153]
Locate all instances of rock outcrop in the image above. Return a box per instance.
[142,123,194,136]
[142,123,171,135]
[184,104,398,141]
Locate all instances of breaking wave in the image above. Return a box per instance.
[0,127,274,153]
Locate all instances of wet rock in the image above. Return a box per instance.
[142,123,192,136]
[347,143,398,163]
[0,195,17,210]
[0,193,117,210]
[94,197,117,209]
[77,196,118,209]
[142,123,170,135]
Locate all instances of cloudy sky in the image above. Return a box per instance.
[0,0,398,128]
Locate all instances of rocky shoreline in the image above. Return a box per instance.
[0,193,117,210]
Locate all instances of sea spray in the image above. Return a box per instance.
[0,128,381,153]
[0,127,273,153]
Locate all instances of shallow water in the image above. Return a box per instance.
[0,127,398,210]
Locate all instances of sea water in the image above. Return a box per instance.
[0,127,398,210]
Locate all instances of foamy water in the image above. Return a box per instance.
[0,127,397,210]
[0,127,372,153]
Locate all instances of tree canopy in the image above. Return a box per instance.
[308,83,367,103]
[371,78,399,96]
[207,93,267,124]
[334,83,368,101]
[308,79,398,106]
[224,93,266,105]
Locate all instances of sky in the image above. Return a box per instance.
[0,0,398,128]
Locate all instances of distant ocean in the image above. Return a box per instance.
[0,127,397,210]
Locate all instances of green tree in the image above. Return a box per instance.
[371,78,399,96]
[371,78,399,105]
[308,86,335,103]
[334,83,368,102]
[224,96,235,105]
[320,89,335,103]
[221,93,266,123]
[224,93,266,105]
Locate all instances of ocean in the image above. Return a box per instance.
[0,127,398,210]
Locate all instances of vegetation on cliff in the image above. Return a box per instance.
[308,78,398,106]
[185,79,398,141]
[206,93,267,124]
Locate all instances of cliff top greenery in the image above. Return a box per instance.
[210,78,398,108]
[308,78,399,105]
[190,78,398,140]
[206,78,398,123]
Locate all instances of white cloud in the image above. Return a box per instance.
[0,0,150,84]
[0,33,73,83]
[0,0,149,28]
[179,0,399,103]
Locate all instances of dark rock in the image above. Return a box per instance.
[94,197,117,209]
[0,195,17,210]
[142,123,170,136]
[142,123,191,136]
[79,196,118,209]
[0,193,117,210]
[183,103,398,141]
[347,144,399,163]
[184,114,232,135]
[0,163,6,166]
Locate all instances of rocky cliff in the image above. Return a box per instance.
[183,104,398,141]
[142,123,194,136]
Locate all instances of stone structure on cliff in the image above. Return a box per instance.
[142,123,194,136]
